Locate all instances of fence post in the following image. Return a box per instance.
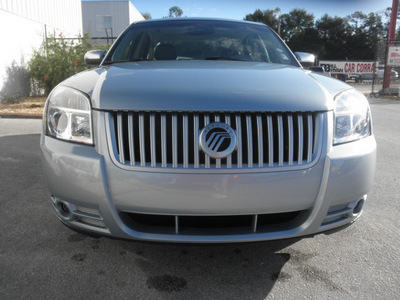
[383,0,399,91]
[383,35,389,94]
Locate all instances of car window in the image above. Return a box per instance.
[106,20,298,66]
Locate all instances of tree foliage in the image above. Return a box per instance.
[244,9,278,30]
[168,6,183,18]
[281,9,314,41]
[0,60,30,103]
[142,12,152,20]
[244,8,387,61]
[28,34,105,95]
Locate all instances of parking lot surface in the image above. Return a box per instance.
[0,97,399,299]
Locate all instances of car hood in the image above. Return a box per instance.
[62,61,351,111]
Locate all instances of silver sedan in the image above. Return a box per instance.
[41,18,376,242]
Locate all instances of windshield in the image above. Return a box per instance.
[104,19,299,66]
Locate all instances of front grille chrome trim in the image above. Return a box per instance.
[267,115,274,167]
[139,113,146,167]
[128,113,135,166]
[297,114,304,165]
[246,115,253,168]
[117,113,125,164]
[236,115,243,168]
[172,114,178,168]
[256,115,263,168]
[307,113,313,163]
[105,111,325,174]
[161,114,167,168]
[288,115,294,166]
[193,114,200,168]
[278,114,284,167]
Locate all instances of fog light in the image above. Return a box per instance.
[60,202,70,213]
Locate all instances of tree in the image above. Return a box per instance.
[168,6,183,18]
[287,28,321,55]
[0,60,30,102]
[28,34,104,94]
[347,11,367,33]
[345,12,384,59]
[280,9,315,42]
[243,8,384,60]
[142,12,152,20]
[315,14,350,59]
[244,9,278,30]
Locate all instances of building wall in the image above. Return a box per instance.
[0,0,82,90]
[82,1,144,40]
[128,1,145,26]
[0,0,82,37]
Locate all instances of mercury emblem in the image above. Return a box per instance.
[199,122,237,159]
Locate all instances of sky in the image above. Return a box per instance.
[124,0,393,20]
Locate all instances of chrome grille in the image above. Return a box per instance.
[105,111,323,173]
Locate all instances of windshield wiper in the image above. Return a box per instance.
[103,58,148,65]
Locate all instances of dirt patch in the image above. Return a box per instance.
[0,96,46,115]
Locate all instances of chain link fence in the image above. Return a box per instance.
[351,38,400,98]
[380,38,400,96]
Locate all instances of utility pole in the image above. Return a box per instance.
[274,8,281,36]
[383,0,399,90]
[44,24,48,57]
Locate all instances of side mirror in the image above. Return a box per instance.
[294,52,315,68]
[84,50,107,66]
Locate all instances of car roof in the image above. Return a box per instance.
[133,17,267,27]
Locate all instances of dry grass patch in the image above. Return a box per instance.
[0,96,47,115]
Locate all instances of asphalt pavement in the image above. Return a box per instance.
[0,97,399,299]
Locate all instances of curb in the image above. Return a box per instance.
[0,113,42,119]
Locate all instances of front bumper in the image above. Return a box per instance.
[40,111,376,243]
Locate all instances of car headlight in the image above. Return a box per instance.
[333,89,371,145]
[44,86,93,145]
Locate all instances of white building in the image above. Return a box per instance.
[0,0,83,90]
[82,1,144,45]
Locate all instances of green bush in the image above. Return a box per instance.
[28,34,108,95]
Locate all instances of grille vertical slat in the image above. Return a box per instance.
[235,115,243,168]
[117,113,125,164]
[252,215,258,233]
[150,114,156,167]
[307,114,313,163]
[128,113,135,166]
[108,111,322,171]
[288,114,294,166]
[193,114,200,168]
[214,114,221,169]
[204,114,210,168]
[246,115,253,168]
[225,114,232,169]
[256,115,263,168]
[172,114,178,168]
[313,113,321,154]
[161,114,167,168]
[267,115,274,167]
[175,216,179,234]
[278,115,284,166]
[183,114,189,168]
[139,113,146,167]
[298,114,304,165]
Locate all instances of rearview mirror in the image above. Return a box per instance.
[294,52,315,68]
[84,50,107,66]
